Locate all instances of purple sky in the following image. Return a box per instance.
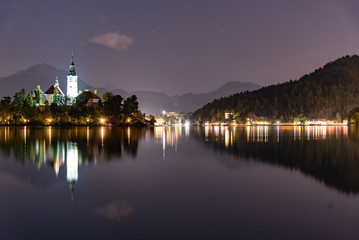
[1,0,359,95]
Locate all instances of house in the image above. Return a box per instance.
[44,77,65,104]
[76,90,101,107]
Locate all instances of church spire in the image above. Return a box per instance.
[68,51,76,76]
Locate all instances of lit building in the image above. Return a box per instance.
[67,52,78,98]
[44,76,65,104]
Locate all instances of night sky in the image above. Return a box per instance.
[1,0,359,95]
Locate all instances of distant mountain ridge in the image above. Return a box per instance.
[0,63,93,96]
[193,55,359,122]
[0,64,260,114]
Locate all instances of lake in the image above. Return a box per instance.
[0,126,359,240]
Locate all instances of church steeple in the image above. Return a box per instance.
[68,52,76,76]
[67,51,78,98]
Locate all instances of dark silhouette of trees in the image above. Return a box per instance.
[193,55,359,123]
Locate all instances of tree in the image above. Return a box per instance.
[104,94,124,123]
[34,85,43,106]
[193,55,359,123]
[25,92,34,108]
[348,107,359,125]
[149,115,156,125]
[0,96,12,122]
[53,89,58,105]
[124,95,139,114]
[102,92,113,102]
[13,89,26,110]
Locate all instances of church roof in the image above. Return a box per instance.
[44,84,65,96]
[77,91,101,100]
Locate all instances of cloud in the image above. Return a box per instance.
[88,32,134,51]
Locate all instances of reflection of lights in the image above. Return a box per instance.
[205,126,209,141]
[48,126,52,145]
[214,126,220,137]
[24,126,27,144]
[101,126,104,146]
[154,127,183,158]
[67,142,78,182]
[264,126,268,142]
[128,127,131,144]
[277,126,280,142]
[163,127,166,160]
[225,127,230,148]
[185,124,190,137]
[54,160,60,176]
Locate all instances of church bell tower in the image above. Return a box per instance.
[67,52,78,98]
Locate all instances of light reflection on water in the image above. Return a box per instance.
[197,125,348,147]
[0,126,359,239]
[0,126,354,185]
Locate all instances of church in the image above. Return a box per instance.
[43,53,100,106]
[44,53,78,104]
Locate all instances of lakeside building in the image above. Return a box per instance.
[76,90,101,107]
[44,76,65,104]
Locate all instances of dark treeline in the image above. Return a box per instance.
[0,88,146,126]
[193,55,359,123]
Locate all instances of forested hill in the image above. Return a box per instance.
[193,55,359,123]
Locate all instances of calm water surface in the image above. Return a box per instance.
[1,126,359,240]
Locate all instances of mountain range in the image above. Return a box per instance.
[193,55,359,122]
[0,64,260,114]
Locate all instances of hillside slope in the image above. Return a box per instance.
[193,55,359,122]
[0,64,93,96]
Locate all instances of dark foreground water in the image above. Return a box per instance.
[1,126,359,240]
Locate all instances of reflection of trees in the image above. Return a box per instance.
[0,127,143,168]
[194,126,359,194]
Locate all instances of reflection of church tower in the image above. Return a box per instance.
[66,142,78,200]
[67,52,78,98]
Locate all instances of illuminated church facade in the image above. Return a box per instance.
[43,53,100,106]
[66,53,78,98]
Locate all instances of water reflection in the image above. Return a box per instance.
[194,125,359,194]
[154,126,189,160]
[151,125,359,195]
[0,126,144,197]
[2,125,359,239]
[1,126,359,196]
